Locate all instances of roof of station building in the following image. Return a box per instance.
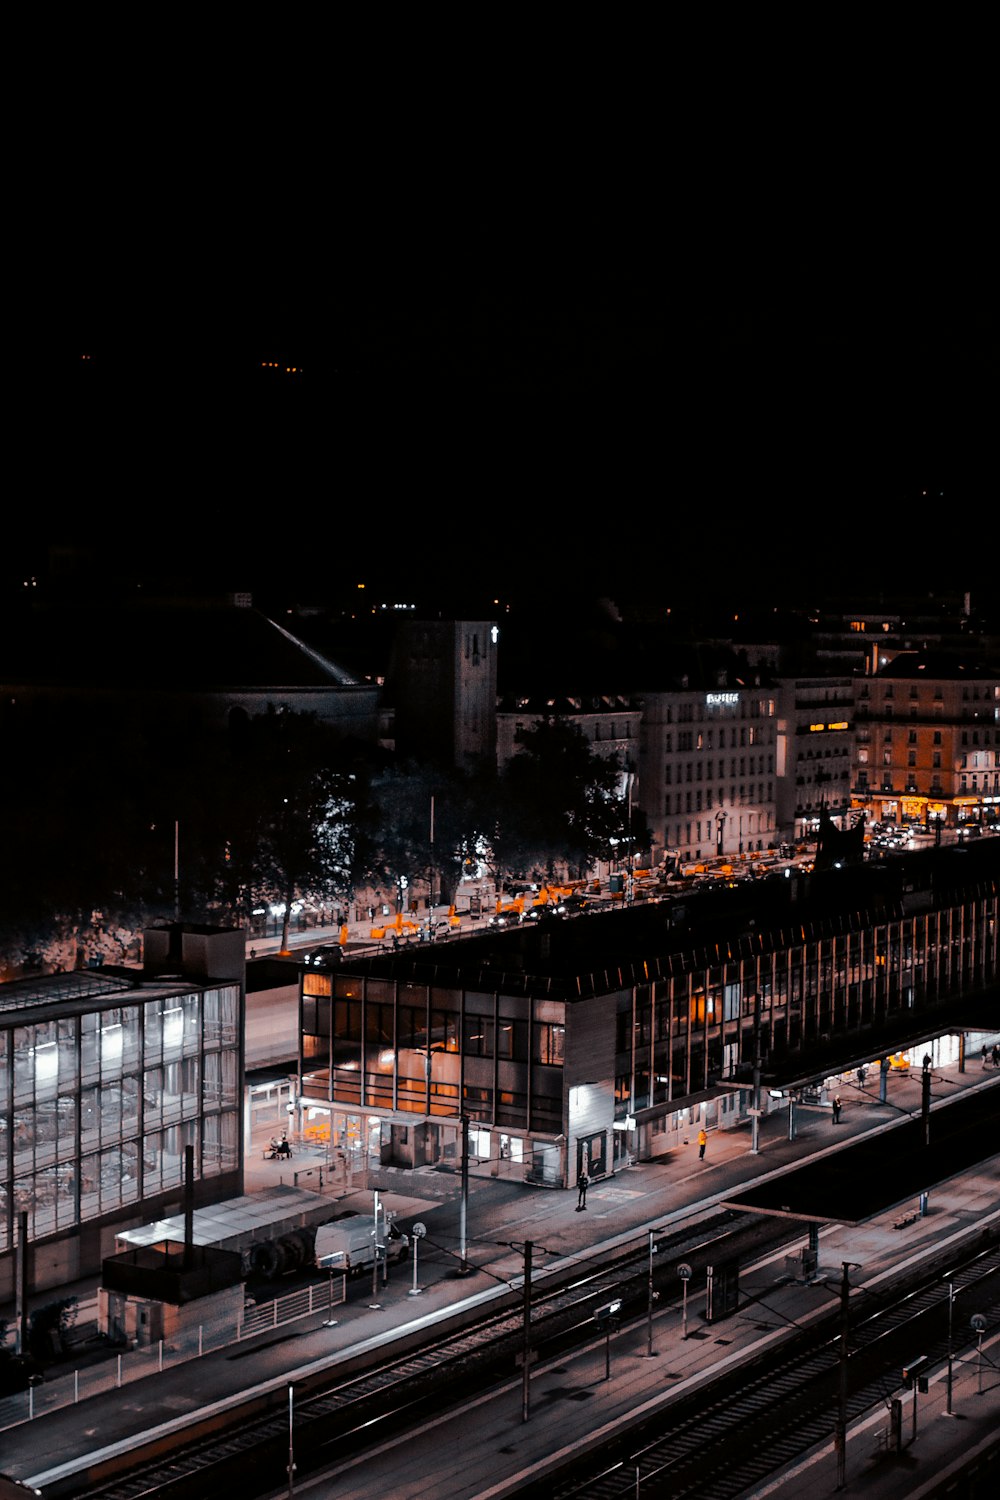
[324,840,1000,1005]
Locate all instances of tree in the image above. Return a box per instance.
[216,706,375,951]
[362,760,478,914]
[500,718,629,880]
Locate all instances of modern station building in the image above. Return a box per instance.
[294,840,999,1191]
[0,924,245,1299]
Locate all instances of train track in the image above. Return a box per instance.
[37,1206,1000,1500]
[35,1208,803,1499]
[514,1235,1000,1500]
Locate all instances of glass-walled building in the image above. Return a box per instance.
[299,965,569,1186]
[297,841,998,1189]
[0,925,245,1299]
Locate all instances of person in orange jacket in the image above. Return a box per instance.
[697,1127,708,1160]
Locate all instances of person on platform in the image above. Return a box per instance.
[576,1170,589,1210]
[697,1127,708,1160]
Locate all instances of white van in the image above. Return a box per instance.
[314,1214,409,1274]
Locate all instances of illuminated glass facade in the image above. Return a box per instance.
[618,893,998,1113]
[298,850,997,1186]
[298,968,566,1181]
[0,971,242,1262]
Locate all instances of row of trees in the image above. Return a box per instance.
[0,706,649,974]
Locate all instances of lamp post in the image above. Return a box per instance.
[287,1381,296,1497]
[971,1313,987,1393]
[369,1189,384,1307]
[626,771,635,904]
[408,1223,426,1296]
[677,1261,692,1339]
[750,989,762,1156]
[321,1253,341,1326]
[945,1277,955,1415]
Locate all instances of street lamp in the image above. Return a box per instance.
[408,1222,426,1295]
[321,1252,342,1326]
[287,1381,297,1497]
[677,1261,693,1338]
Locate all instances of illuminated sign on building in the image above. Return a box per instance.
[706,693,739,705]
[809,720,850,732]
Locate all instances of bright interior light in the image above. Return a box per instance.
[163,1006,183,1048]
[34,1041,59,1083]
[101,1024,123,1065]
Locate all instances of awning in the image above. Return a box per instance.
[629,1081,745,1127]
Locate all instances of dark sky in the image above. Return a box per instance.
[19,94,995,617]
[27,288,990,617]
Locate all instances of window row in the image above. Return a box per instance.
[1,1054,238,1170]
[0,1111,240,1249]
[2,987,240,1107]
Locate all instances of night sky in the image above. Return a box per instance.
[18,97,994,618]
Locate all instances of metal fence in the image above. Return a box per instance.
[0,1275,346,1433]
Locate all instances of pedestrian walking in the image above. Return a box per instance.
[993,1044,1000,1068]
[697,1127,708,1160]
[576,1171,589,1210]
[983,1044,990,1069]
[832,1095,842,1124]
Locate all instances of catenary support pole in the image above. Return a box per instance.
[521,1241,533,1423]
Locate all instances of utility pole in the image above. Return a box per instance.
[835,1261,860,1489]
[646,1229,658,1356]
[921,1054,932,1147]
[287,1382,295,1497]
[750,988,762,1155]
[521,1240,533,1423]
[458,1114,470,1275]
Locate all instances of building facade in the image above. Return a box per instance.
[852,653,1000,831]
[294,841,998,1190]
[0,925,245,1299]
[390,619,498,771]
[638,682,778,866]
[774,675,855,842]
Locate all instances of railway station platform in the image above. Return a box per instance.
[2,1059,999,1498]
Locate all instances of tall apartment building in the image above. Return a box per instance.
[639,680,778,864]
[852,652,1000,830]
